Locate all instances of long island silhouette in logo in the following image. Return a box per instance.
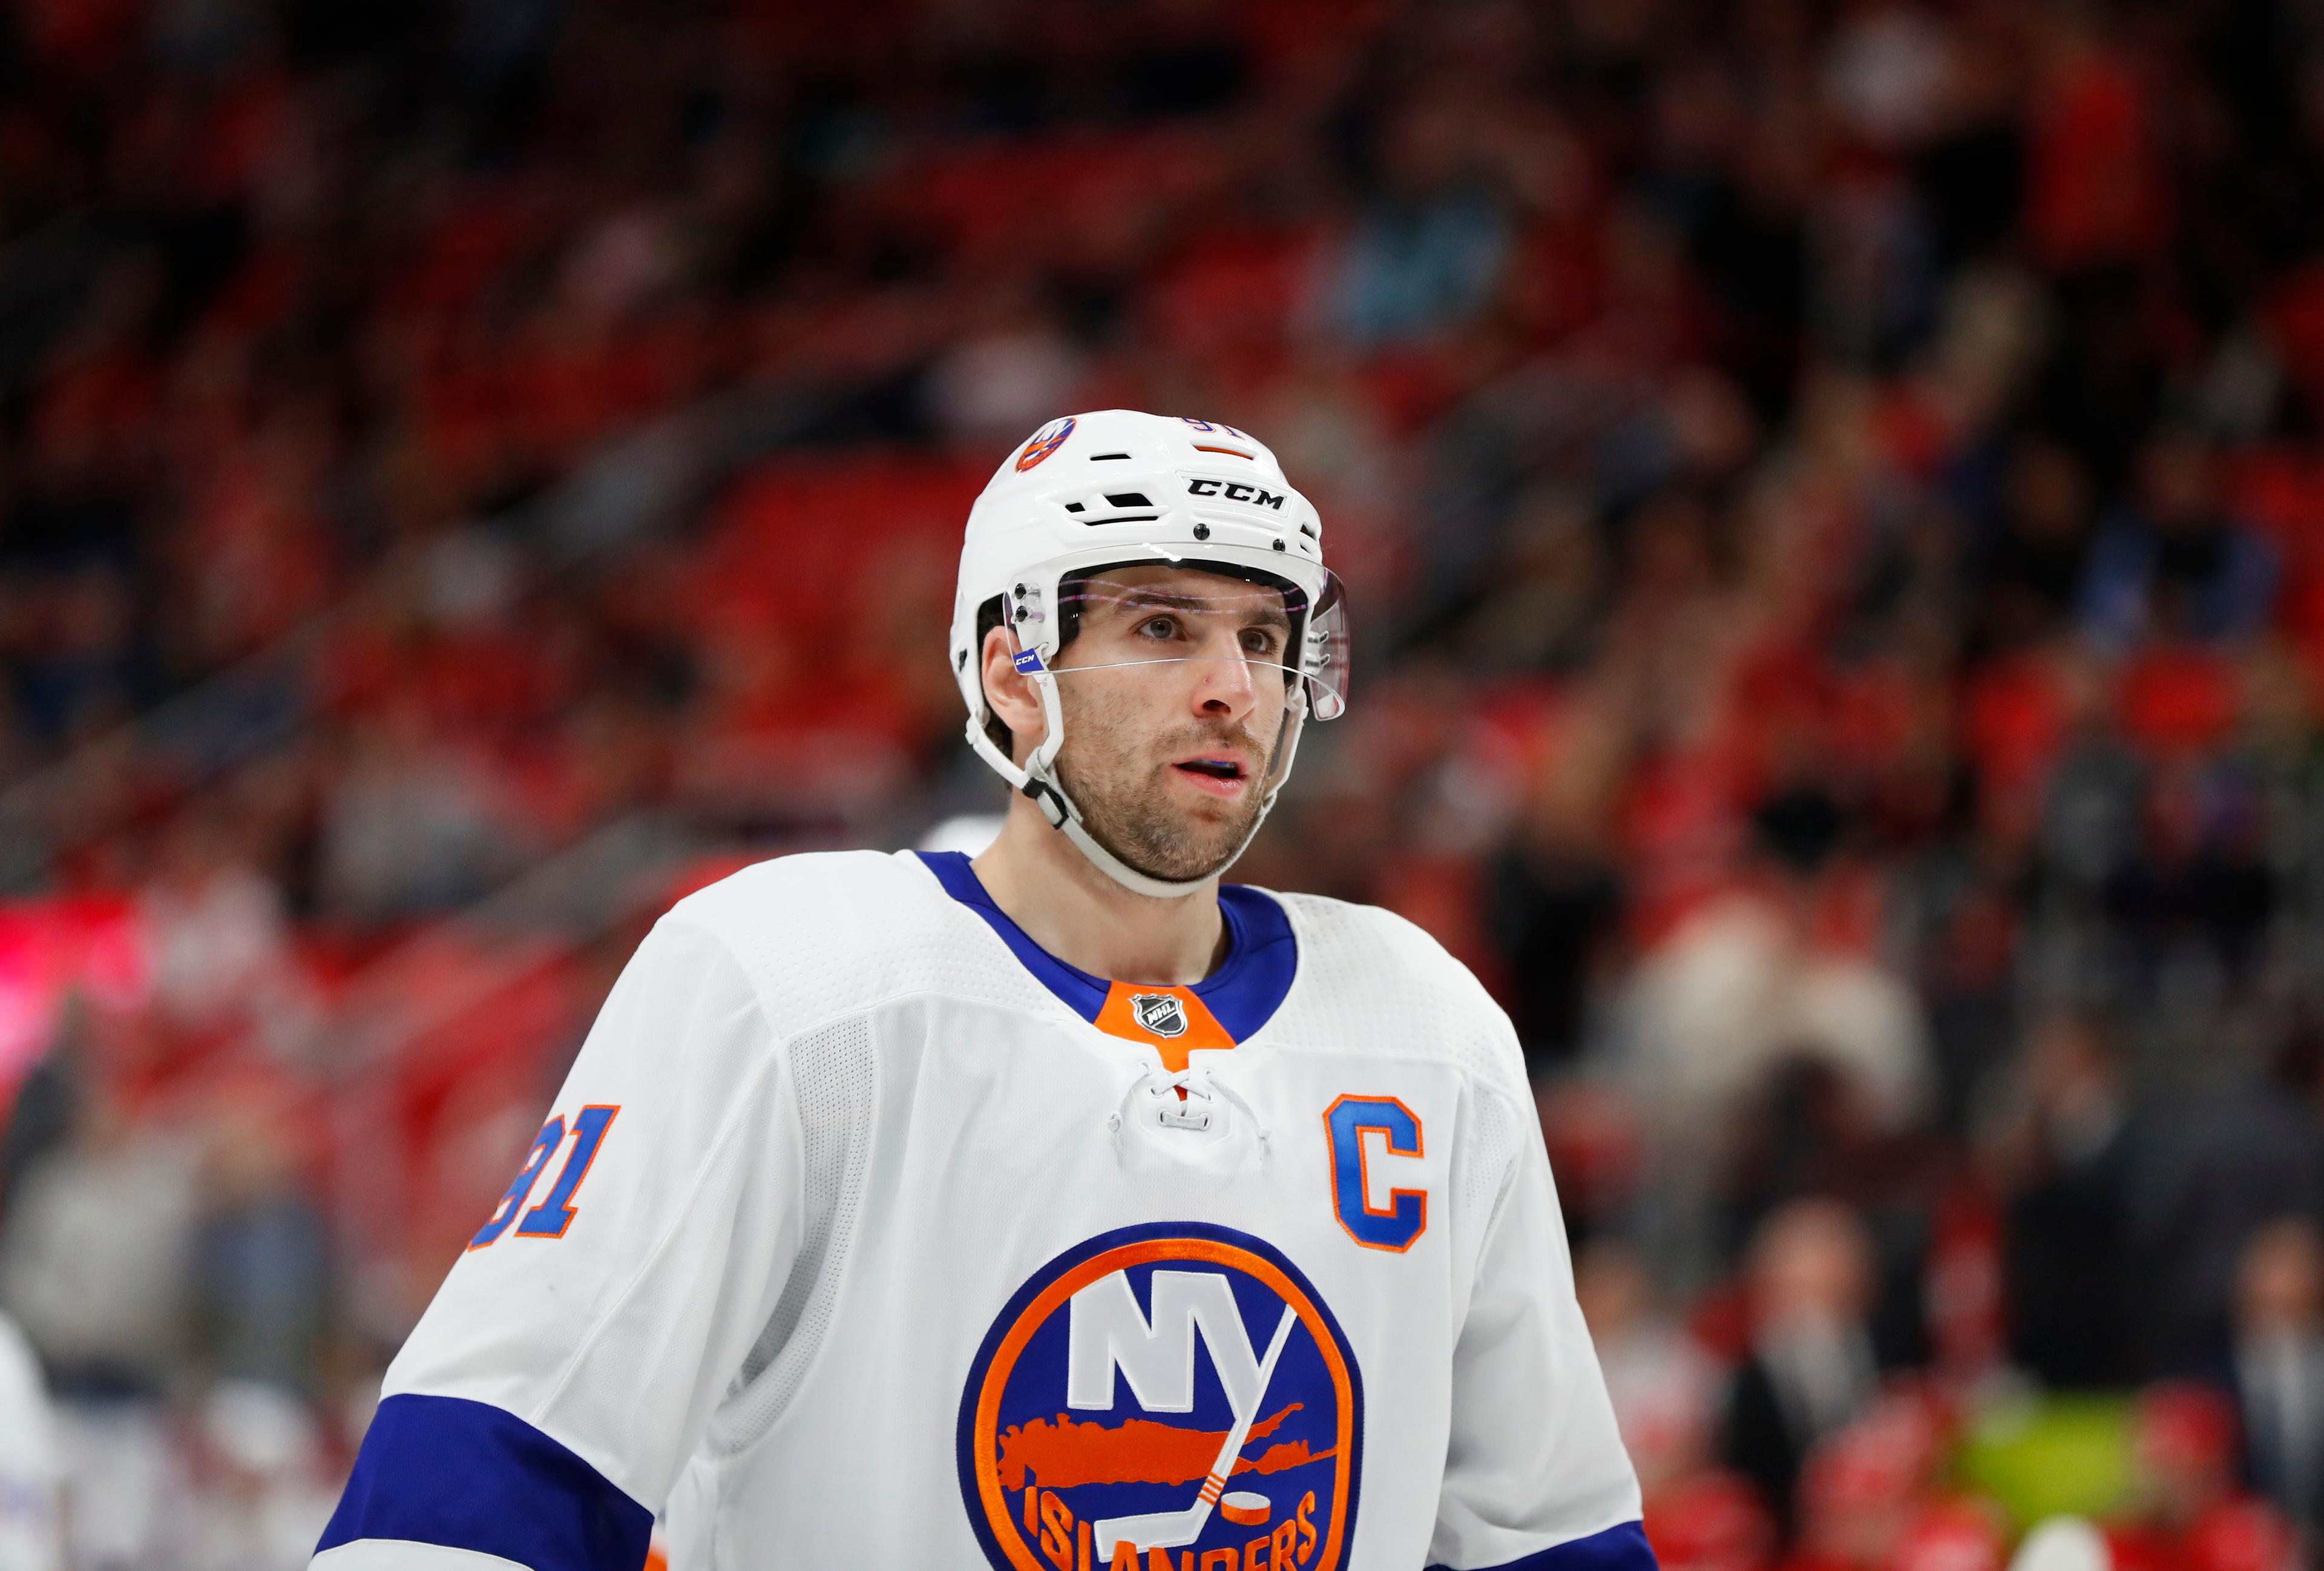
[996,1402,1336,1492]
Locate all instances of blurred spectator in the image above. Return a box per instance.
[2101,763,2276,991]
[2105,1383,2299,1571]
[1577,1236,1722,1495]
[0,1074,194,1569]
[2079,433,2277,656]
[1627,888,1931,1289]
[2121,1082,2324,1378]
[1972,436,2094,652]
[0,1076,195,1398]
[1324,88,1514,345]
[191,1085,329,1397]
[1488,725,1626,1070]
[1536,1075,1647,1244]
[138,812,301,1047]
[1997,1013,2137,1389]
[922,289,1086,447]
[2226,1217,2324,1538]
[318,700,526,920]
[1785,1389,2003,1571]
[1723,1199,1883,1538]
[1627,893,1932,1156]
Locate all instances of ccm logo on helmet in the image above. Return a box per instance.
[1187,478,1285,509]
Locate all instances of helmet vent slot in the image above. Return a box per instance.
[1193,444,1253,459]
[1085,515,1160,525]
[1063,501,1085,513]
[1104,493,1152,507]
[1091,452,1131,460]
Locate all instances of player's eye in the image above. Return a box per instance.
[1134,614,1182,641]
[1241,626,1283,657]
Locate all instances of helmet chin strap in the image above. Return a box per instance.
[964,671,1303,901]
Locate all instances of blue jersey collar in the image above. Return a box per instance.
[913,850,1296,1042]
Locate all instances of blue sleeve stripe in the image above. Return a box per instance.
[1431,1520,1659,1571]
[317,1394,652,1571]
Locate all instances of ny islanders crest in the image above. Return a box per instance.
[957,1222,1363,1571]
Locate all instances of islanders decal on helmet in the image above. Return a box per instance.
[959,1222,1363,1571]
[1016,416,1077,472]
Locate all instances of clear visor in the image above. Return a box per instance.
[1034,565,1350,723]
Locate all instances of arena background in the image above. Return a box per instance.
[4,1,2324,1566]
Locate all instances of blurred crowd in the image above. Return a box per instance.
[4,0,2324,1566]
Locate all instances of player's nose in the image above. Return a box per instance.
[1189,639,1258,719]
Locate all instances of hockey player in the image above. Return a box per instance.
[313,410,1654,1571]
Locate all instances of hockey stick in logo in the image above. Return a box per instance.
[1092,1303,1299,1558]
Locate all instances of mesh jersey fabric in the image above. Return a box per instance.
[711,1015,876,1452]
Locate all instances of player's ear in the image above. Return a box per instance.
[980,624,1048,762]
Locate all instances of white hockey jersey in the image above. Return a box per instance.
[314,849,1650,1571]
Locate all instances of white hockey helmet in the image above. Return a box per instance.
[950,409,1349,898]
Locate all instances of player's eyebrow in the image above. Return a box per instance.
[1104,587,1291,630]
[1107,588,1209,611]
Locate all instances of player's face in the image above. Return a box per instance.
[1048,566,1296,885]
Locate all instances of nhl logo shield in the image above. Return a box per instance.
[1131,993,1187,1038]
[958,1222,1363,1571]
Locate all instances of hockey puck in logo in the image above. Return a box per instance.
[1218,1492,1269,1527]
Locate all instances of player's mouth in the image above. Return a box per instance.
[1170,754,1251,797]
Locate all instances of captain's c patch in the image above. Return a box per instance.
[1322,1097,1426,1253]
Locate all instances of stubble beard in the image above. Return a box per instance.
[1054,691,1279,886]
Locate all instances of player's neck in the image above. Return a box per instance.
[971,803,1229,986]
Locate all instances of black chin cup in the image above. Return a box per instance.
[1019,776,1074,828]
